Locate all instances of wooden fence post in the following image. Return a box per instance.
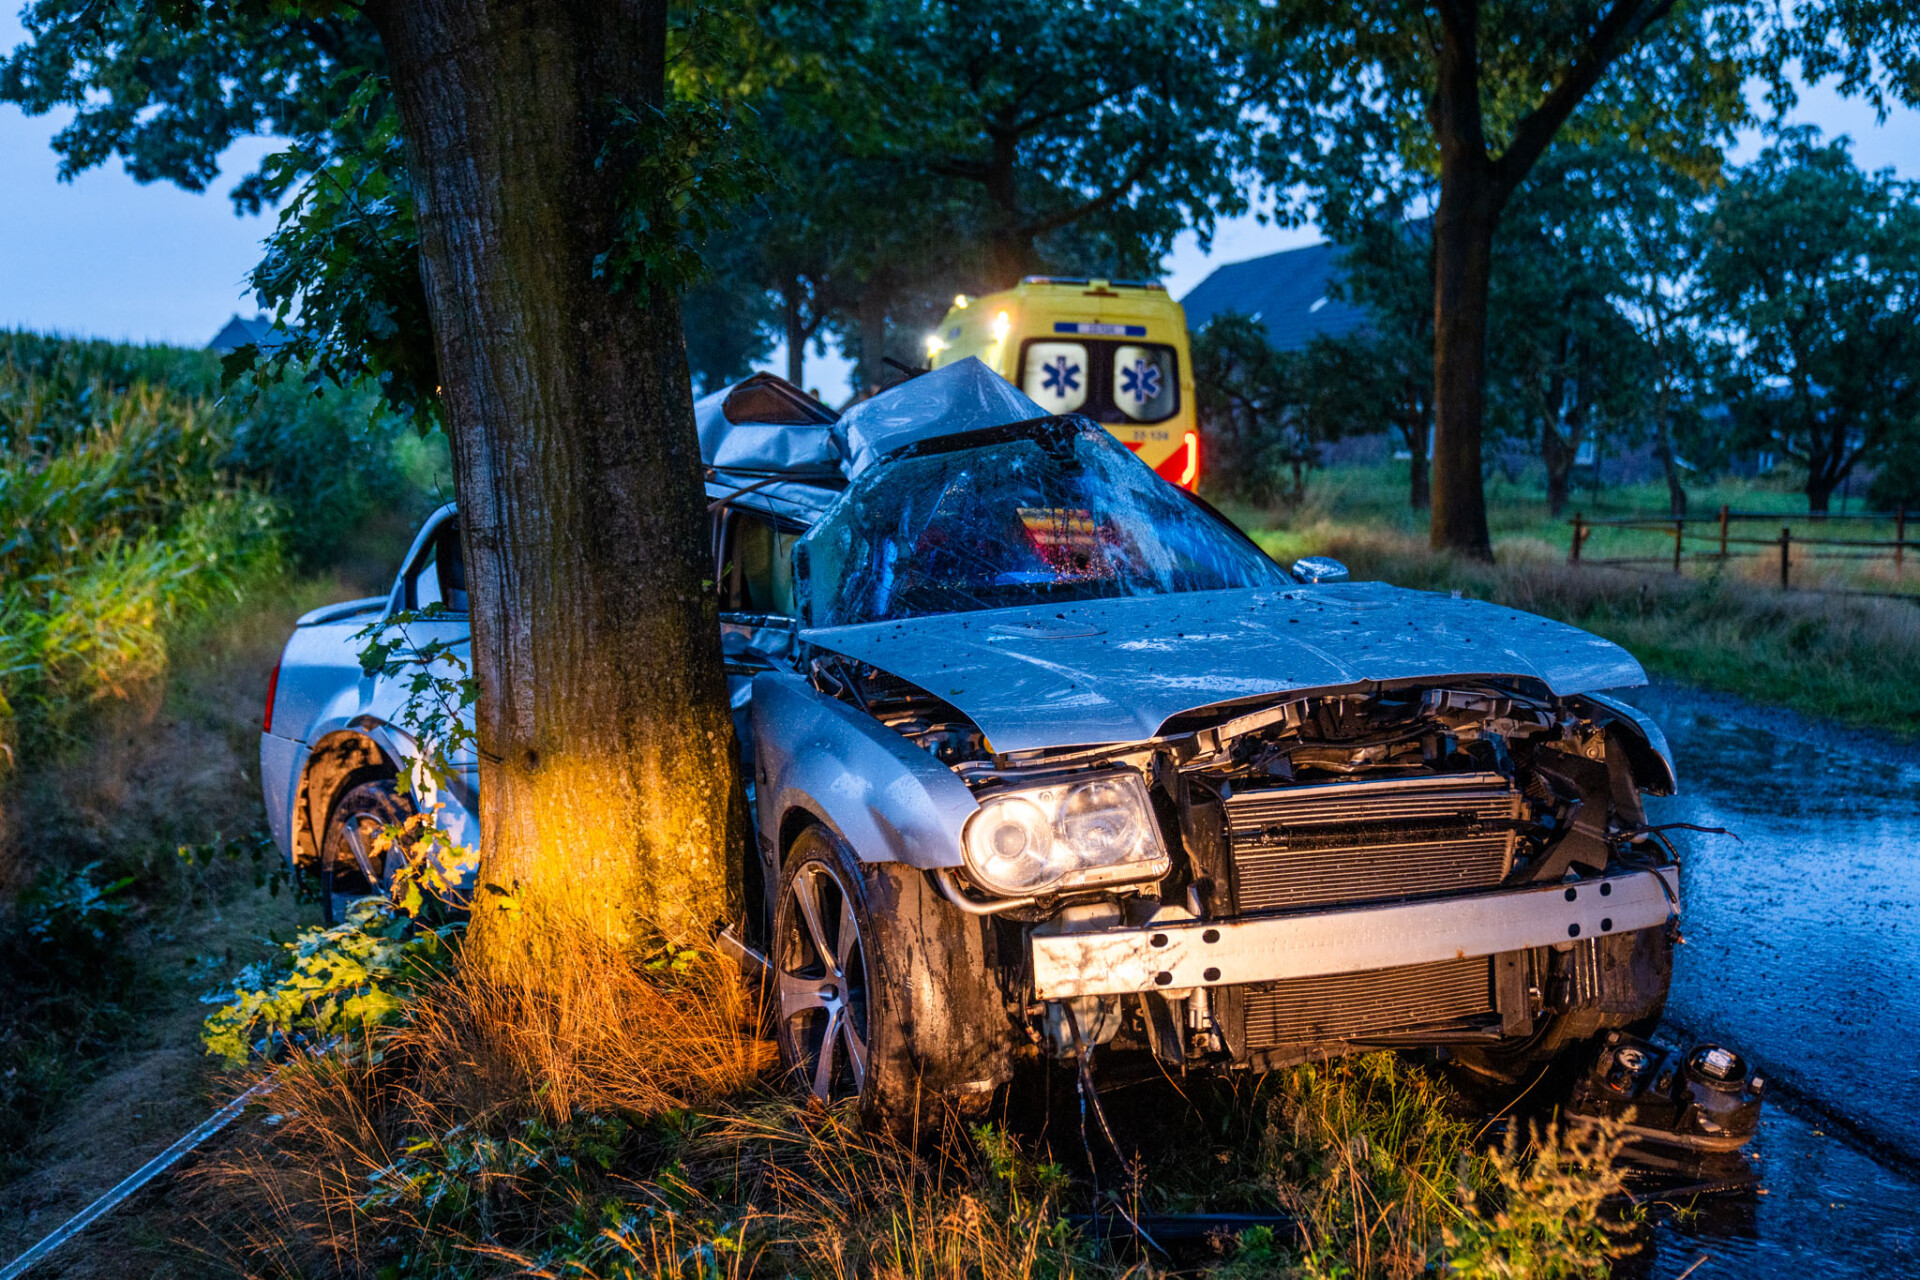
[1780,526,1791,590]
[1718,504,1730,560]
[1673,519,1684,573]
[1570,512,1585,564]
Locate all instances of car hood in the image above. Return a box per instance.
[802,581,1645,754]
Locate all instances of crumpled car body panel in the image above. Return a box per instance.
[802,580,1646,754]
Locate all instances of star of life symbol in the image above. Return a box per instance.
[1120,358,1163,403]
[1040,355,1081,397]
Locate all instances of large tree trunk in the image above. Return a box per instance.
[1429,183,1497,558]
[371,0,744,967]
[1429,9,1497,561]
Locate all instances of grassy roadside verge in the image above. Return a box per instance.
[0,568,389,1270]
[1223,468,1920,739]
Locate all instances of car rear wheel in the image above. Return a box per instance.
[320,779,411,925]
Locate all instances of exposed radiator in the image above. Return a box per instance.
[1224,772,1521,913]
[1243,955,1495,1049]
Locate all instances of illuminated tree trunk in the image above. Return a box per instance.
[370,0,744,964]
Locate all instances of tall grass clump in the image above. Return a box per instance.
[0,369,282,760]
[0,331,430,765]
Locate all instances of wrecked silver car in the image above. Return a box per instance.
[262,359,1682,1123]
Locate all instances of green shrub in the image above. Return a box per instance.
[0,330,428,760]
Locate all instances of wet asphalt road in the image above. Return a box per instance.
[1614,683,1920,1277]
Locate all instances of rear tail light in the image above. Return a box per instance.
[263,654,282,734]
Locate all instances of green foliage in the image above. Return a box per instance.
[1700,128,1920,510]
[0,356,283,755]
[1250,0,1752,226]
[0,860,141,1176]
[243,71,441,433]
[0,333,419,759]
[13,860,136,980]
[1443,1120,1633,1278]
[200,898,460,1067]
[0,0,381,213]
[598,95,767,299]
[684,0,1261,390]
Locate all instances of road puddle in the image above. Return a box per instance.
[1615,683,1920,1275]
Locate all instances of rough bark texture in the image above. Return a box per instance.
[369,0,744,963]
[1429,42,1497,557]
[1405,416,1430,511]
[784,276,806,386]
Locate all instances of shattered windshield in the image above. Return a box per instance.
[803,418,1289,627]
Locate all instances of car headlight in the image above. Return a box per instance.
[961,771,1168,898]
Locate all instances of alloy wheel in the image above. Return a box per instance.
[776,860,871,1102]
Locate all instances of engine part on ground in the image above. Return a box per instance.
[1566,1032,1764,1163]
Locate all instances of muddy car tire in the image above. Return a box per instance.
[773,825,1013,1132]
[319,778,411,925]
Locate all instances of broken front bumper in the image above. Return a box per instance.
[1030,867,1679,1000]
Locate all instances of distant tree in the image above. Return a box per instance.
[1487,142,1660,517]
[1587,140,1717,516]
[1191,315,1312,506]
[1316,214,1436,511]
[715,0,1263,396]
[1700,130,1920,515]
[1250,1,1750,557]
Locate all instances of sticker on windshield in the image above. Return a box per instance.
[1021,341,1088,414]
[1112,344,1176,422]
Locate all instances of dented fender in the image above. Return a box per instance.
[750,671,979,867]
[1579,692,1679,796]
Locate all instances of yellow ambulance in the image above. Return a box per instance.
[925,277,1200,490]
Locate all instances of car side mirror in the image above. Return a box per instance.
[1290,555,1350,584]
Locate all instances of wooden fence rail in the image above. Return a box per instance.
[1568,505,1916,600]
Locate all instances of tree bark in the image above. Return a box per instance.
[1429,183,1497,557]
[1429,4,1496,559]
[783,275,806,387]
[369,0,744,965]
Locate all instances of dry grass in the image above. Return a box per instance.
[187,941,777,1278]
[1250,519,1920,737]
[403,942,778,1125]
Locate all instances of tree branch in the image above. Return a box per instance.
[1490,0,1678,207]
[1012,153,1153,238]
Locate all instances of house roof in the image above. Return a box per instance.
[1178,240,1369,350]
[207,314,294,355]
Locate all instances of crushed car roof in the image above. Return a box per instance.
[697,359,1049,523]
